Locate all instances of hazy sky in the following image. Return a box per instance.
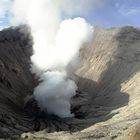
[0,0,140,29]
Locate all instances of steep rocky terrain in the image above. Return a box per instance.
[0,26,140,140]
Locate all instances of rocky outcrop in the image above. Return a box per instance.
[0,26,140,140]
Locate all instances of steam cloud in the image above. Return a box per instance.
[12,0,93,118]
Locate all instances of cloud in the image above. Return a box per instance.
[0,1,6,17]
[118,5,140,16]
[0,0,12,17]
[0,0,12,30]
[59,0,105,17]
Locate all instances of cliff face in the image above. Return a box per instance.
[75,26,140,139]
[0,26,140,140]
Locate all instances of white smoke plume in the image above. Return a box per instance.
[11,0,94,118]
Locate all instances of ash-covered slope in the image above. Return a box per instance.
[0,26,35,108]
[0,26,140,140]
[0,26,37,138]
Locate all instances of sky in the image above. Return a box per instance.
[0,0,140,30]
